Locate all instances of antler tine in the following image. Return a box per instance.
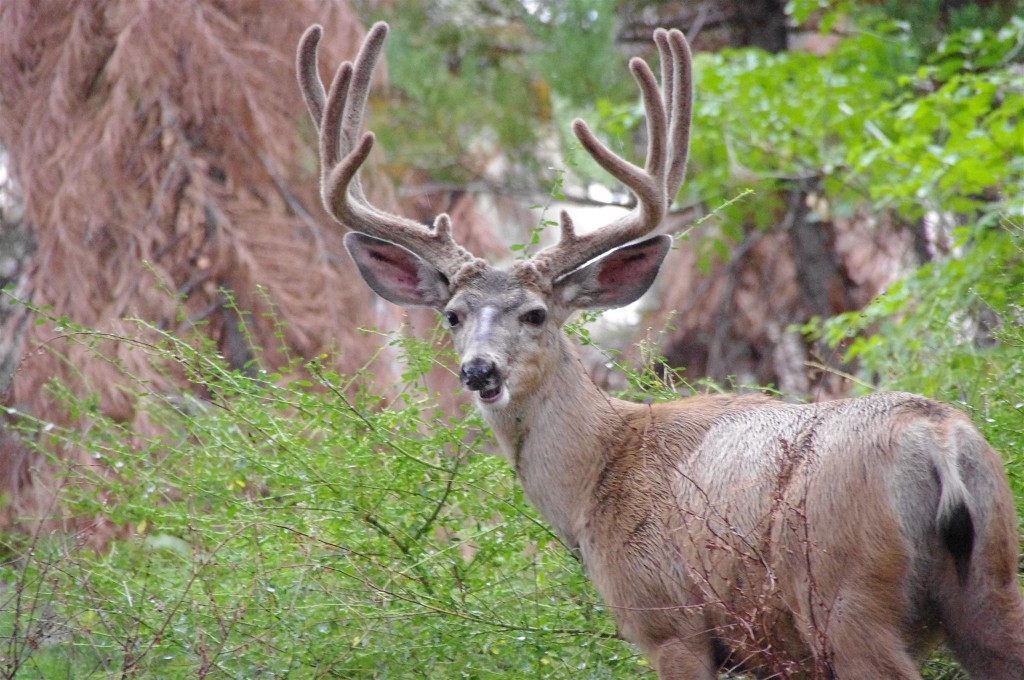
[531,28,693,281]
[296,22,476,279]
[297,25,327,130]
[662,29,693,199]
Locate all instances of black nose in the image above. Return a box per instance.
[460,357,497,391]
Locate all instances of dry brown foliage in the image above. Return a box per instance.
[0,0,407,531]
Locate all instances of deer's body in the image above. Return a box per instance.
[295,21,1024,678]
[482,325,1024,678]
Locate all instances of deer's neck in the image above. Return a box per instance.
[480,337,636,548]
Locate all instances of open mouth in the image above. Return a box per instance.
[478,384,503,404]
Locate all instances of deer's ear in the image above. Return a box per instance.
[554,235,670,311]
[344,232,451,310]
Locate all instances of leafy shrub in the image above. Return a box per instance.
[0,320,639,678]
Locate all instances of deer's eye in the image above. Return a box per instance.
[444,311,460,328]
[520,309,547,326]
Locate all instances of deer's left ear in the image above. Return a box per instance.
[554,235,671,311]
[344,232,452,310]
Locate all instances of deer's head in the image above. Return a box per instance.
[297,23,692,409]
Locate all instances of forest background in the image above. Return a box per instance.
[0,0,1022,677]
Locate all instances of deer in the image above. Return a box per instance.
[296,21,1024,679]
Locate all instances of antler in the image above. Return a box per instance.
[296,22,477,279]
[531,28,693,281]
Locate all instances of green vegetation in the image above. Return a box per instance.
[1,322,635,677]
[3,0,1023,677]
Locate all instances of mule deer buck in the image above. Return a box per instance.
[296,22,1024,679]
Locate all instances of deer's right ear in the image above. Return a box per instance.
[344,232,452,310]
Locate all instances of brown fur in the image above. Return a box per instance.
[482,334,1024,679]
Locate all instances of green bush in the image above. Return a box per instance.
[0,322,639,678]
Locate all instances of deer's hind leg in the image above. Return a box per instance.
[939,438,1024,679]
[941,556,1024,679]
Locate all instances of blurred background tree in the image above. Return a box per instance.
[362,0,1023,399]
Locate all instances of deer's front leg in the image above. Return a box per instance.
[651,637,717,680]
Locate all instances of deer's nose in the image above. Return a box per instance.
[460,357,497,391]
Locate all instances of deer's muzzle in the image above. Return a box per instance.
[460,357,502,402]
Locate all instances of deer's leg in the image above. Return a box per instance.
[943,580,1024,679]
[938,471,1024,680]
[794,580,922,680]
[650,637,717,680]
[819,612,923,680]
